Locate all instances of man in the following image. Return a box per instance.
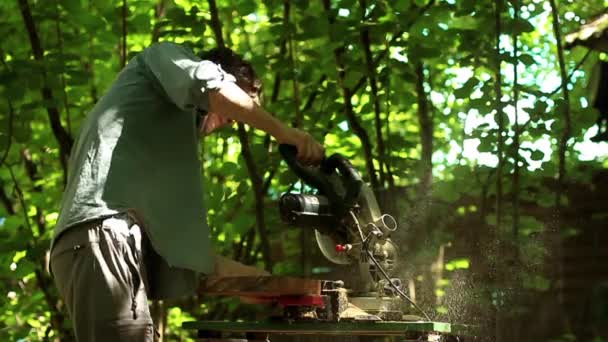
[50,42,324,341]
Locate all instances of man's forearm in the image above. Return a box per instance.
[208,82,288,141]
[208,81,325,164]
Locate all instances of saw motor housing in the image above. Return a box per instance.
[278,145,400,295]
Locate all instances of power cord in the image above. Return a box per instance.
[367,249,432,321]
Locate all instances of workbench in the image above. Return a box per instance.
[182,320,472,341]
[190,276,475,341]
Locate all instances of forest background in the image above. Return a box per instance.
[1,0,608,341]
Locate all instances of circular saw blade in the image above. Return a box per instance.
[315,230,351,265]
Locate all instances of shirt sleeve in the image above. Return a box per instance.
[139,42,237,111]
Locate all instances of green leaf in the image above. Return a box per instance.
[434,181,460,202]
[453,76,480,99]
[10,259,36,279]
[220,161,239,176]
[294,0,309,11]
[530,150,544,161]
[343,70,365,90]
[511,18,535,34]
[166,7,188,23]
[449,15,481,30]
[13,122,31,143]
[60,0,83,15]
[477,139,494,153]
[393,0,413,12]
[298,15,327,40]
[518,54,535,66]
[411,45,442,59]
[236,0,257,15]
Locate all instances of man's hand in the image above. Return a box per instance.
[276,127,325,165]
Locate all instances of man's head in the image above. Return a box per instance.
[200,47,262,103]
[198,47,262,135]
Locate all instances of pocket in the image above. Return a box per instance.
[50,241,88,300]
[97,226,146,320]
[50,242,86,275]
[124,243,144,319]
[51,241,86,259]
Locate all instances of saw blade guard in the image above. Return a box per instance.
[315,229,351,264]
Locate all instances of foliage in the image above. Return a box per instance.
[1,0,607,340]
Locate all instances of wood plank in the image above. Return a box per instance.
[182,320,454,335]
[199,276,322,297]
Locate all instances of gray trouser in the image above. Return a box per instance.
[50,215,155,341]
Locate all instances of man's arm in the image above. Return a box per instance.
[141,42,324,164]
[141,42,235,112]
[208,82,324,165]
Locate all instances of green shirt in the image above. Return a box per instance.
[54,42,235,278]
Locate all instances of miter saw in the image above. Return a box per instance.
[277,144,429,322]
[181,146,472,341]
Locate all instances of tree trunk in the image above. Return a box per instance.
[512,0,520,243]
[415,62,433,197]
[548,0,572,331]
[493,2,503,339]
[494,0,504,233]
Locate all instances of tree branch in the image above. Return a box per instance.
[547,49,592,97]
[120,0,128,68]
[549,0,572,312]
[549,0,572,207]
[512,0,521,242]
[382,61,395,188]
[262,0,291,149]
[21,149,45,236]
[322,0,378,189]
[494,0,504,232]
[0,99,14,167]
[352,0,436,95]
[237,124,272,270]
[85,1,99,105]
[287,0,436,133]
[0,184,15,216]
[359,0,389,187]
[282,1,311,274]
[54,4,72,135]
[17,0,73,177]
[206,0,273,270]
[207,0,225,48]
[8,166,65,334]
[302,74,327,113]
[270,0,290,104]
[286,8,303,128]
[151,0,166,43]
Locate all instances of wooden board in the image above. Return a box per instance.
[199,276,322,297]
[182,320,454,336]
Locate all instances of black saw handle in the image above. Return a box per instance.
[279,144,363,215]
[278,144,339,201]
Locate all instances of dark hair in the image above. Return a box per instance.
[199,47,261,97]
